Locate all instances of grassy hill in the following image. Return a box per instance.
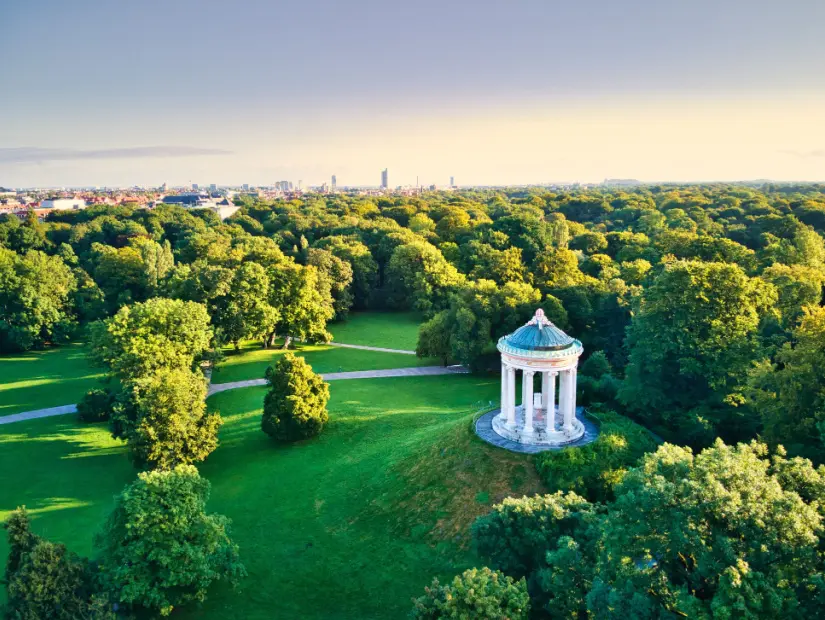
[0,372,540,619]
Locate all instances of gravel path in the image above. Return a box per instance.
[0,365,466,425]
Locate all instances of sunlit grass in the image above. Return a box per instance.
[0,373,540,619]
[0,343,106,417]
[212,340,435,384]
[329,311,423,350]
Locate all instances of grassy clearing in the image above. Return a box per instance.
[0,373,537,618]
[329,311,423,350]
[212,340,435,384]
[0,344,106,417]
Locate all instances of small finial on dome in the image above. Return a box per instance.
[528,308,551,327]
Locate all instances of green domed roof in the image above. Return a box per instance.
[497,309,583,359]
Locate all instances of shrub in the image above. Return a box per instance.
[77,388,115,423]
[96,465,245,616]
[262,352,330,442]
[411,567,529,620]
[535,410,659,502]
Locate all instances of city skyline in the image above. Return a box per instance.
[2,0,825,187]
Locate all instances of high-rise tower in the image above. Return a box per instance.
[381,168,388,189]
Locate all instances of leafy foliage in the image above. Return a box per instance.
[262,352,330,442]
[77,387,116,423]
[96,465,245,616]
[535,410,659,502]
[3,508,113,620]
[0,247,77,352]
[411,567,530,619]
[112,367,221,469]
[89,297,213,381]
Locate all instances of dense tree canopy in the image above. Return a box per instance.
[97,465,245,616]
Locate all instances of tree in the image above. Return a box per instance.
[4,508,113,620]
[112,367,221,469]
[411,567,530,620]
[214,262,279,349]
[620,260,776,445]
[262,352,330,442]
[96,465,245,616]
[0,248,77,353]
[761,263,824,328]
[750,306,825,461]
[385,241,464,314]
[267,262,334,347]
[89,297,213,381]
[472,491,598,579]
[416,279,554,371]
[590,441,825,618]
[471,441,825,618]
[307,247,355,319]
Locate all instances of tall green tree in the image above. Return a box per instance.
[750,306,825,460]
[620,260,776,445]
[0,247,77,352]
[113,367,221,469]
[89,297,213,381]
[97,465,245,616]
[261,352,330,442]
[267,263,333,346]
[214,262,279,349]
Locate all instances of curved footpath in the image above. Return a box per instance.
[0,352,466,426]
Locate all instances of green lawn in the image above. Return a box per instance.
[212,341,436,384]
[0,373,542,619]
[329,311,423,350]
[0,344,106,417]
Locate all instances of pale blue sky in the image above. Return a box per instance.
[2,0,825,187]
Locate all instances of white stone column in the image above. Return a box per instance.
[500,362,507,420]
[563,369,575,431]
[523,370,535,433]
[506,367,516,427]
[545,371,557,432]
[569,366,578,426]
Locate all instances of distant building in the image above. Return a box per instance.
[603,178,641,187]
[331,175,337,190]
[39,198,86,211]
[192,183,199,190]
[243,183,250,191]
[209,183,217,191]
[450,176,455,187]
[161,182,168,191]
[381,168,388,189]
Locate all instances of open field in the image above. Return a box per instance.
[328,311,423,350]
[0,344,106,417]
[0,374,543,618]
[213,341,436,384]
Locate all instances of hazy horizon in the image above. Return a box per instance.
[2,0,825,188]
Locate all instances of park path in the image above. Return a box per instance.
[0,365,467,426]
[207,365,465,396]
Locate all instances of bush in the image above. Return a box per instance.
[535,410,659,502]
[77,388,115,423]
[262,352,330,442]
[411,567,529,620]
[96,465,245,616]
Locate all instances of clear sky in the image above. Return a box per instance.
[2,0,825,188]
